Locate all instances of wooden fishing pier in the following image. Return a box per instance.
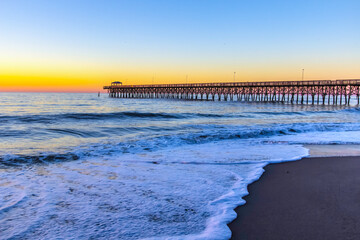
[104,79,360,105]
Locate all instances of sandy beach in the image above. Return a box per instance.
[228,156,360,239]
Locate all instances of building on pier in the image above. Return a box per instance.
[111,81,122,86]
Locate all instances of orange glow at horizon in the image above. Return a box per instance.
[1,62,360,93]
[0,73,104,92]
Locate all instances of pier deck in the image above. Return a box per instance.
[104,79,360,105]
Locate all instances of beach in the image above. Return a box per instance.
[228,155,360,240]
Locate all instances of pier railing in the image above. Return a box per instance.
[104,79,360,105]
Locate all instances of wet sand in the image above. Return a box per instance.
[228,156,360,240]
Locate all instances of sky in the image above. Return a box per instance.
[0,0,359,92]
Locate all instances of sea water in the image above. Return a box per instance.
[1,92,360,239]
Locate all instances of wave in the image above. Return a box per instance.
[0,153,80,167]
[0,130,32,138]
[245,111,305,115]
[0,111,242,124]
[177,122,360,144]
[246,108,360,116]
[47,128,107,138]
[1,107,359,124]
[2,122,360,168]
[340,107,360,113]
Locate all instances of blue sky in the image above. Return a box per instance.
[0,0,359,90]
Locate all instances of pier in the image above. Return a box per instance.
[104,79,360,105]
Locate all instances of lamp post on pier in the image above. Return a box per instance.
[302,69,305,81]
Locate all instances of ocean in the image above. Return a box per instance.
[1,92,360,239]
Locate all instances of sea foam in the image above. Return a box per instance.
[0,140,308,239]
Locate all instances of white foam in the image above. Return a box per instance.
[0,140,308,239]
[265,130,360,145]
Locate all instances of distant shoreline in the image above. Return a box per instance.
[228,155,360,239]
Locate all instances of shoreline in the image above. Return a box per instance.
[228,155,360,240]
